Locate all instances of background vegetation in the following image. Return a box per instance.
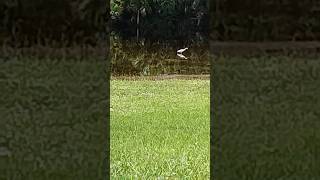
[0,0,107,47]
[1,0,319,46]
[110,0,209,41]
[210,0,320,41]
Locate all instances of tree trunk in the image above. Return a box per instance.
[136,9,140,42]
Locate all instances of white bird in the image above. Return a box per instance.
[177,47,188,54]
[177,47,188,59]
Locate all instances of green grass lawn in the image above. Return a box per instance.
[111,79,210,179]
[0,58,107,179]
[212,56,320,179]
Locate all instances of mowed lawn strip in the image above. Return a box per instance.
[111,79,210,179]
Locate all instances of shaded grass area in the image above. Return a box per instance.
[111,80,210,179]
[212,55,320,179]
[0,58,107,179]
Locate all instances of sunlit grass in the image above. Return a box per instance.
[111,79,210,179]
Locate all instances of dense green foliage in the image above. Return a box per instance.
[111,79,209,178]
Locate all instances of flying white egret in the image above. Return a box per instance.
[177,47,188,59]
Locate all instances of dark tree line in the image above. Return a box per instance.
[0,0,107,47]
[110,0,209,41]
[210,0,320,41]
[0,0,319,47]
